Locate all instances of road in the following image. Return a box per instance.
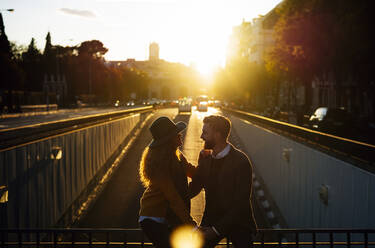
[75,107,268,240]
[0,106,140,130]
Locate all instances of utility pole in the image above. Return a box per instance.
[89,58,92,95]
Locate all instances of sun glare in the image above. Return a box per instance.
[145,1,230,79]
[196,61,216,77]
[170,226,203,248]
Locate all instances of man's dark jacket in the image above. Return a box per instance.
[188,144,257,236]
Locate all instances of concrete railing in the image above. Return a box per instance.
[0,108,152,228]
[227,108,375,229]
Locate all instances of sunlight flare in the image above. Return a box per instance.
[170,226,203,248]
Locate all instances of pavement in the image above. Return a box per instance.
[76,107,266,225]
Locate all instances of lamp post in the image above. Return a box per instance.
[89,57,92,95]
[0,8,14,23]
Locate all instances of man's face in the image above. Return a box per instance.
[201,123,216,149]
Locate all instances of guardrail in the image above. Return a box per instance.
[1,228,374,247]
[20,104,58,113]
[223,107,375,172]
[0,106,153,152]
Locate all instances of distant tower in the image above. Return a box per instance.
[149,42,159,61]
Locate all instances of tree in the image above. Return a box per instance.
[21,38,42,91]
[10,42,26,61]
[75,40,108,96]
[43,32,57,75]
[78,40,108,59]
[267,0,375,112]
[44,32,52,56]
[23,38,40,60]
[0,13,11,57]
[0,13,25,113]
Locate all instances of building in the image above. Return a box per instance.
[248,15,275,64]
[106,43,200,100]
[226,20,252,64]
[149,42,159,61]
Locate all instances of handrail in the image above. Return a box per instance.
[1,227,374,233]
[0,106,152,133]
[0,106,153,152]
[1,228,374,248]
[223,107,375,171]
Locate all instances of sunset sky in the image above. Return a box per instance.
[1,0,281,74]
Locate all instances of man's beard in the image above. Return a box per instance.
[204,140,215,149]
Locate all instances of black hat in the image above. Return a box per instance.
[149,116,187,148]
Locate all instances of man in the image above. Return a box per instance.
[189,115,257,248]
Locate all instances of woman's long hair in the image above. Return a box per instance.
[139,140,181,187]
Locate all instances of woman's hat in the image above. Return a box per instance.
[149,116,187,148]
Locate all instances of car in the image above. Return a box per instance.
[214,100,222,108]
[308,107,354,137]
[126,100,135,107]
[195,95,208,106]
[197,101,208,112]
[114,100,120,107]
[178,98,192,113]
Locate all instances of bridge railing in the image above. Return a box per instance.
[0,106,153,152]
[1,228,375,248]
[222,107,375,170]
[0,106,154,229]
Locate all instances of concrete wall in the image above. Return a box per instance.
[230,115,375,228]
[0,113,140,228]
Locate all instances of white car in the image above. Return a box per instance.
[126,100,135,107]
[178,99,192,113]
[197,101,208,112]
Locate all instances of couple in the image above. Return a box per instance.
[139,115,257,248]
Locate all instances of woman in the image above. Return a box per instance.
[139,116,196,248]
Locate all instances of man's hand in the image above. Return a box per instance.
[198,149,211,163]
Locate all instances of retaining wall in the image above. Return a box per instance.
[0,113,141,228]
[231,116,375,228]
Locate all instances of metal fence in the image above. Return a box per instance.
[1,228,375,248]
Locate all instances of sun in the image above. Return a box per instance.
[196,61,216,77]
[152,2,230,80]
